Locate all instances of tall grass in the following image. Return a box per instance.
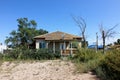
[71,48,120,80]
[95,50,120,80]
[71,48,104,73]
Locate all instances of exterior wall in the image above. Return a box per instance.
[0,45,7,53]
[78,42,82,48]
[36,41,69,49]
[48,42,68,51]
[65,42,69,49]
[48,42,53,50]
[55,42,60,50]
[36,40,81,49]
[35,39,81,55]
[36,40,45,49]
[36,40,40,49]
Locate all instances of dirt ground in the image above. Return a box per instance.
[0,60,99,80]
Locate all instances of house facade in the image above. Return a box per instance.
[34,31,82,55]
[0,43,7,54]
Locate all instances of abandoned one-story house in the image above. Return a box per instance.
[34,31,82,55]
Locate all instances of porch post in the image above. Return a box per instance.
[64,41,66,54]
[36,40,39,49]
[53,41,55,53]
[60,43,62,56]
[70,42,73,56]
[46,42,48,48]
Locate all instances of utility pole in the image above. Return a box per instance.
[96,32,98,53]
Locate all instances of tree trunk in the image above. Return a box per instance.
[82,33,86,48]
[102,31,105,54]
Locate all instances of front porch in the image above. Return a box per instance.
[36,40,80,55]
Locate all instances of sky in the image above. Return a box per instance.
[0,0,120,45]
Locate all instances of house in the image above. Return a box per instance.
[110,45,120,50]
[0,43,7,53]
[34,31,82,55]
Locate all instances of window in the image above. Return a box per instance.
[39,42,46,48]
[60,43,64,50]
[69,42,78,48]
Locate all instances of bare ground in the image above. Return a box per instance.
[0,60,99,80]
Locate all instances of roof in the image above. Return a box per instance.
[34,31,82,40]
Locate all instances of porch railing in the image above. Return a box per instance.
[61,49,77,55]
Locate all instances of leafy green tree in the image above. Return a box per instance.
[114,39,120,45]
[117,39,120,44]
[5,18,48,49]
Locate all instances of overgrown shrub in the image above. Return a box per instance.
[3,49,20,60]
[3,48,60,60]
[71,48,104,73]
[53,50,61,59]
[0,53,3,60]
[72,48,103,62]
[95,50,120,80]
[35,49,53,60]
[35,49,60,60]
[70,48,120,79]
[18,49,36,60]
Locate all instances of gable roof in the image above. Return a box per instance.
[34,31,82,40]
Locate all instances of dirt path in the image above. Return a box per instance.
[0,60,99,80]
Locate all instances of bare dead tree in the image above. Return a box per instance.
[72,16,87,48]
[99,24,118,53]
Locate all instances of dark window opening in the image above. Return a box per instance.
[39,42,46,48]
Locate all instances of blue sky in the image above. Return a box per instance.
[0,0,120,45]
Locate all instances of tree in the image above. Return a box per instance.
[5,18,48,49]
[117,39,120,44]
[99,24,118,53]
[114,39,120,45]
[107,43,112,46]
[72,16,87,48]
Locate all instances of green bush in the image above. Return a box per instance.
[35,49,53,60]
[3,49,20,60]
[67,48,120,80]
[3,48,60,60]
[0,53,3,60]
[95,50,120,80]
[71,48,104,73]
[18,49,36,60]
[35,49,60,60]
[72,48,103,62]
[53,50,61,59]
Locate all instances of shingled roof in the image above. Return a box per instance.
[34,31,82,40]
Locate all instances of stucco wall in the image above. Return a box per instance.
[36,40,81,50]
